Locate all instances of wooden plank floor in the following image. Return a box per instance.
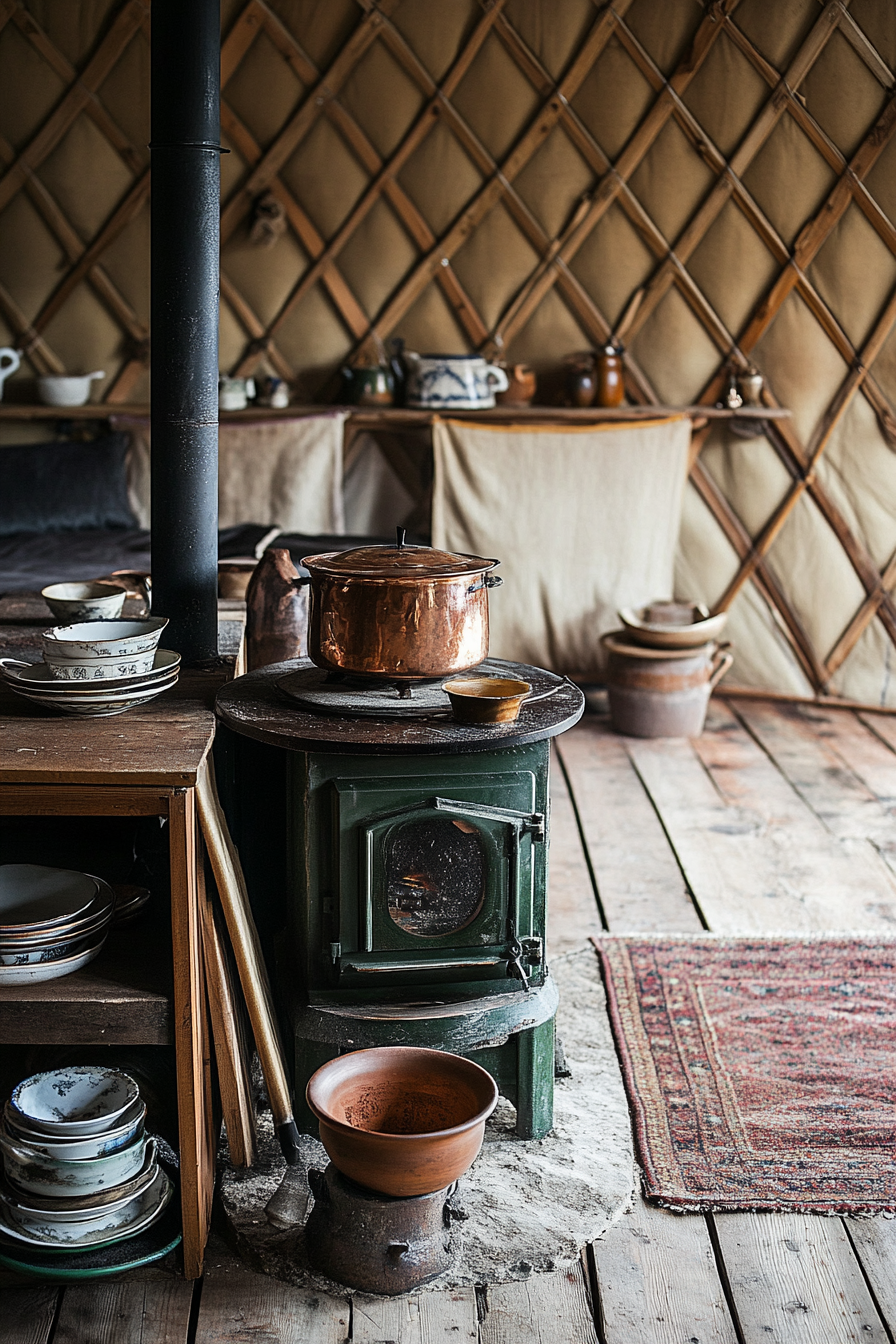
[4,694,896,1343]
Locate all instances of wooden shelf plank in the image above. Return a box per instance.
[0,922,172,1045]
[0,402,791,424]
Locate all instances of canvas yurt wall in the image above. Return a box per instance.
[2,0,896,704]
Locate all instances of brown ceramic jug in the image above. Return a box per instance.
[245,548,309,671]
[595,345,625,407]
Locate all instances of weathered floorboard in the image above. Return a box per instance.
[0,1288,59,1344]
[626,702,896,931]
[556,720,701,931]
[712,1212,889,1343]
[732,699,896,852]
[479,1267,598,1344]
[547,742,602,957]
[845,1217,896,1332]
[592,1198,739,1344]
[352,1287,478,1342]
[53,1282,195,1344]
[195,1269,349,1344]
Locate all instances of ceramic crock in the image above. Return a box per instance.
[299,531,502,681]
[602,632,733,738]
[403,352,509,410]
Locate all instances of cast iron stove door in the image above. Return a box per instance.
[330,773,544,992]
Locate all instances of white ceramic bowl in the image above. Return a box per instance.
[11,1067,139,1137]
[1,1141,156,1222]
[36,372,104,407]
[0,1131,147,1197]
[2,1163,167,1243]
[41,583,126,622]
[41,619,168,660]
[0,650,180,692]
[2,1098,145,1160]
[44,649,157,681]
[0,1165,171,1250]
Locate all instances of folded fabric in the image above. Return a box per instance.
[114,413,347,534]
[432,416,691,676]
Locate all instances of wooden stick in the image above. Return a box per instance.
[196,755,303,1165]
[199,859,257,1169]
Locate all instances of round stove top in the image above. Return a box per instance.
[216,658,585,755]
[276,659,564,720]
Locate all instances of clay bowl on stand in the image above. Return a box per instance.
[618,601,728,650]
[442,676,531,724]
[306,1046,499,1197]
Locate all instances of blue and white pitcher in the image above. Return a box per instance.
[403,352,509,410]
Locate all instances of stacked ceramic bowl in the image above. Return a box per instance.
[0,864,114,985]
[602,601,732,738]
[0,618,179,717]
[0,1067,172,1254]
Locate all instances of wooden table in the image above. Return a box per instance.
[0,670,224,1278]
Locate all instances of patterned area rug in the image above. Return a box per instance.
[595,936,896,1213]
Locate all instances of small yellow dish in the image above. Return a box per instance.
[442,676,531,724]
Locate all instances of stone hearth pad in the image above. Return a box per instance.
[219,947,635,1289]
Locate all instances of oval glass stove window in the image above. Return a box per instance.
[385,816,486,937]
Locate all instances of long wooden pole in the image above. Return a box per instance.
[196,755,303,1164]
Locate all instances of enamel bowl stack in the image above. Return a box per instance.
[0,865,114,985]
[0,618,179,717]
[0,1067,172,1254]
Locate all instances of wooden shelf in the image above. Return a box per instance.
[0,402,791,424]
[0,921,172,1045]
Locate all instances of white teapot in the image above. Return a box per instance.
[0,348,21,402]
[403,351,509,410]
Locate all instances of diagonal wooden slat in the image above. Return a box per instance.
[0,0,148,214]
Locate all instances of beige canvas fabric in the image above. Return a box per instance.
[432,417,691,677]
[113,415,346,534]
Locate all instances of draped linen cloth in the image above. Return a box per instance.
[114,413,346,534]
[432,416,691,677]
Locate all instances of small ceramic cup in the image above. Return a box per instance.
[41,582,126,622]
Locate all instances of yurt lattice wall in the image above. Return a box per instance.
[2,0,896,704]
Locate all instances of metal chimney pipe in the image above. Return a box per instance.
[150,0,221,664]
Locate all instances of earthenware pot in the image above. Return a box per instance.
[495,363,536,407]
[403,352,509,410]
[618,601,728,650]
[299,530,501,681]
[602,632,733,738]
[306,1046,499,1197]
[567,355,595,407]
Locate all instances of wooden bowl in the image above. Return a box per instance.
[306,1046,499,1197]
[442,676,531,723]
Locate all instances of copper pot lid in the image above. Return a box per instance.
[302,528,498,579]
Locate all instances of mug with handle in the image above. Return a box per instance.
[0,348,21,401]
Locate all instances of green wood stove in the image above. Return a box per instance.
[215,657,584,1140]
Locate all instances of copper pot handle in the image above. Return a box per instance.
[709,642,734,692]
[467,574,503,595]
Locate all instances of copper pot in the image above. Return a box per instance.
[300,530,502,681]
[306,1046,499,1197]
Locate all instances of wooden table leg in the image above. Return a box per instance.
[169,787,214,1279]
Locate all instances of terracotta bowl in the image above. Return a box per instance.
[306,1046,499,1197]
[442,676,531,724]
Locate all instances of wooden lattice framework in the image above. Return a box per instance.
[2,0,896,700]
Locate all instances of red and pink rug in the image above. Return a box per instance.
[595,936,896,1213]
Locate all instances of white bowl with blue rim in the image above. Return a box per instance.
[11,1067,139,1137]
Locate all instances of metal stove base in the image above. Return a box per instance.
[305,1163,456,1294]
[291,975,559,1140]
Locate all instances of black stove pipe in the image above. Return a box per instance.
[150,0,221,664]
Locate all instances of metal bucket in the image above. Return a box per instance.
[602,633,733,738]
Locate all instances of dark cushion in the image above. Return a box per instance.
[0,433,137,537]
